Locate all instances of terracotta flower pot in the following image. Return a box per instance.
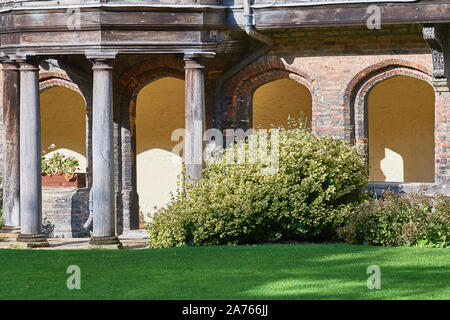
[41,173,86,188]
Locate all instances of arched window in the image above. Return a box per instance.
[368,75,435,182]
[40,86,86,173]
[253,78,312,129]
[135,77,185,226]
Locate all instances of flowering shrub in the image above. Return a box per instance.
[41,146,80,181]
[148,118,368,248]
[337,190,450,248]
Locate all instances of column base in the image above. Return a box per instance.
[89,235,122,245]
[9,241,50,249]
[1,226,21,233]
[17,233,47,242]
[88,243,123,250]
[0,226,21,240]
[89,236,122,249]
[11,233,50,248]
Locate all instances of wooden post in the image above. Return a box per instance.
[184,52,215,185]
[0,57,20,234]
[15,56,48,246]
[87,53,122,247]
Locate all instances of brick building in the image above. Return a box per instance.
[0,0,448,245]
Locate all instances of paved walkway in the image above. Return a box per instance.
[0,229,149,250]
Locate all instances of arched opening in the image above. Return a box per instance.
[40,86,86,173]
[368,75,435,182]
[135,77,185,227]
[252,78,312,129]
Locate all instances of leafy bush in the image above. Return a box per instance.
[148,119,368,248]
[337,190,450,248]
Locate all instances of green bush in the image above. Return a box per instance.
[148,119,368,248]
[337,190,450,248]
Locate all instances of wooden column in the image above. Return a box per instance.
[15,56,48,246]
[0,57,20,233]
[87,53,121,246]
[184,52,214,185]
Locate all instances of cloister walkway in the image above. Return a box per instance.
[0,230,149,250]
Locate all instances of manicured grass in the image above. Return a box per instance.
[0,244,448,299]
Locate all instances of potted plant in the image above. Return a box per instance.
[41,146,86,188]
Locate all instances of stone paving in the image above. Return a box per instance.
[0,229,149,250]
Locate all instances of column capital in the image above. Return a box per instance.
[184,52,215,69]
[0,55,19,70]
[9,54,40,71]
[423,23,450,91]
[86,52,117,70]
[433,79,450,92]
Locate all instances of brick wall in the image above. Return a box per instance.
[220,24,432,140]
[217,24,449,185]
[435,90,450,185]
[0,23,448,235]
[42,187,89,238]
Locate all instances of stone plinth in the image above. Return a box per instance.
[0,226,20,240]
[9,241,50,249]
[42,187,90,238]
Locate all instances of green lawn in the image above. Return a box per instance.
[0,244,448,299]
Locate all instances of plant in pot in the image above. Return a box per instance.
[41,145,86,188]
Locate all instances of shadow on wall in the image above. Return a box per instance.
[368,76,435,183]
[136,77,185,224]
[137,149,182,225]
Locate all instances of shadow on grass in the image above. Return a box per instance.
[0,244,448,299]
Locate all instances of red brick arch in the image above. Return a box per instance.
[222,55,314,130]
[343,59,432,109]
[344,59,433,169]
[115,57,185,233]
[39,72,85,103]
[118,67,184,118]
